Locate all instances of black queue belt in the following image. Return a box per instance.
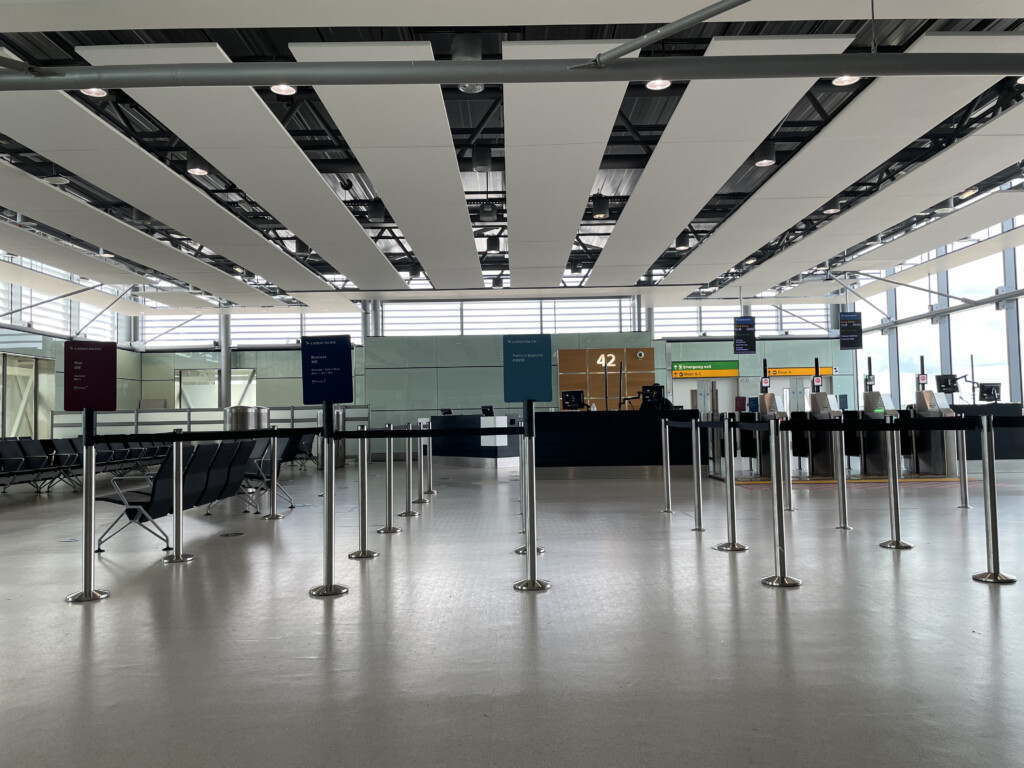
[95,425,525,445]
[780,417,980,433]
[992,416,1024,429]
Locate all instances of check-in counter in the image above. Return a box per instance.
[431,414,519,468]
[535,409,701,467]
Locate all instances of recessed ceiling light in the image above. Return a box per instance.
[270,84,297,96]
[752,140,776,167]
[80,87,107,98]
[186,150,210,176]
[646,79,671,91]
[832,75,860,87]
[959,186,979,200]
[43,175,71,186]
[592,194,610,220]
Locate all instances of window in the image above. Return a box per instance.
[541,298,626,333]
[463,301,541,335]
[780,304,830,336]
[231,314,302,346]
[302,313,363,344]
[76,301,117,341]
[651,307,700,338]
[950,306,1009,404]
[142,314,220,348]
[897,320,940,406]
[383,302,461,336]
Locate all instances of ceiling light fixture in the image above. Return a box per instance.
[752,141,777,167]
[367,199,386,223]
[270,84,297,96]
[822,197,842,215]
[744,256,758,265]
[832,75,861,87]
[646,78,671,91]
[592,194,610,220]
[99,248,113,259]
[471,145,492,173]
[80,87,107,98]
[186,150,210,176]
[233,266,244,273]
[959,186,980,200]
[674,232,691,250]
[935,197,956,214]
[43,174,71,186]
[478,202,498,222]
[486,235,501,254]
[409,265,422,279]
[1018,76,1024,85]
[453,33,485,94]
[491,275,503,288]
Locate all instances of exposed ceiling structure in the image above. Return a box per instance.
[0,2,1021,318]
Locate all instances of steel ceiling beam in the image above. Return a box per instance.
[1,53,1023,91]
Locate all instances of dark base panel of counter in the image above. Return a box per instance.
[431,415,520,460]
[535,410,702,467]
[952,403,1024,460]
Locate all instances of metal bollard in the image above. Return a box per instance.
[425,421,437,495]
[349,425,379,559]
[782,429,794,512]
[833,426,851,530]
[661,418,674,514]
[310,402,348,597]
[67,409,109,603]
[413,423,429,504]
[262,428,284,520]
[378,424,402,534]
[691,418,705,532]
[762,418,801,587]
[957,429,971,509]
[162,441,195,564]
[515,401,550,592]
[972,415,1016,584]
[398,424,419,518]
[714,418,747,552]
[880,415,912,549]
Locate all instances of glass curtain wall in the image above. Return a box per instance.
[948,253,1010,403]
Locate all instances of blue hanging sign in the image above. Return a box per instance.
[301,335,353,404]
[503,334,552,403]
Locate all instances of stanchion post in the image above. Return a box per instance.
[833,424,851,530]
[413,423,429,504]
[515,432,544,554]
[661,417,674,514]
[515,400,550,591]
[973,415,1016,584]
[691,418,705,532]
[714,417,747,552]
[880,414,913,549]
[66,407,109,603]
[162,437,194,564]
[349,425,379,559]
[398,423,418,518]
[378,424,402,534]
[957,429,971,509]
[425,420,437,495]
[310,400,348,597]
[782,427,794,512]
[262,426,284,520]
[761,418,801,587]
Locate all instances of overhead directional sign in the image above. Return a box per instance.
[766,366,835,377]
[64,340,117,411]
[672,361,740,379]
[503,334,552,403]
[839,311,863,350]
[733,316,756,355]
[301,335,353,404]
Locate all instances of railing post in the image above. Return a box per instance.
[310,400,348,597]
[761,418,801,587]
[378,424,402,534]
[413,423,429,504]
[691,418,705,532]
[714,417,747,552]
[834,423,851,531]
[66,408,109,603]
[661,417,674,514]
[262,426,284,520]
[973,415,1016,584]
[957,429,971,509]
[398,423,418,518]
[880,415,913,549]
[349,425,379,559]
[515,400,550,592]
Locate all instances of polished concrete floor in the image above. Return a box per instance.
[1,459,1022,767]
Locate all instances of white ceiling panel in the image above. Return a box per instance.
[4,2,1021,32]
[0,161,274,306]
[0,219,136,284]
[293,42,481,290]
[0,259,141,315]
[728,98,1024,297]
[504,40,636,288]
[665,33,1024,288]
[0,61,328,293]
[588,35,853,288]
[79,44,406,292]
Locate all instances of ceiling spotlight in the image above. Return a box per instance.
[1018,76,1024,85]
[570,262,582,274]
[478,202,498,222]
[959,186,979,200]
[752,141,777,167]
[42,174,71,186]
[270,84,297,96]
[822,197,842,215]
[832,75,861,87]
[675,232,692,251]
[453,33,485,94]
[592,194,610,220]
[744,256,758,265]
[935,197,956,214]
[233,266,244,273]
[646,78,672,91]
[491,275,503,288]
[186,150,210,176]
[486,235,501,254]
[80,87,107,98]
[471,145,492,173]
[367,199,386,223]
[99,248,113,259]
[409,265,422,279]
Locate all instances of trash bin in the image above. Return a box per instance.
[223,406,270,431]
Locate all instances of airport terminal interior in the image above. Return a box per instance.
[2,2,1024,766]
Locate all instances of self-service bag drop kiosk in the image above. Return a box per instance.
[914,389,958,475]
[807,391,842,477]
[862,389,899,475]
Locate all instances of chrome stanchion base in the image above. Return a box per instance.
[972,571,1017,584]
[262,512,285,520]
[836,524,853,531]
[662,508,674,514]
[761,575,801,588]
[309,584,349,598]
[879,539,913,550]
[65,589,109,603]
[514,578,551,592]
[514,545,544,555]
[348,549,379,559]
[397,510,420,518]
[692,525,707,532]
[161,553,195,564]
[377,525,403,534]
[958,504,972,510]
[713,542,748,552]
[425,489,438,495]
[413,497,429,504]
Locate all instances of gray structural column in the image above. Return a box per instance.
[219,314,231,408]
[1001,219,1022,403]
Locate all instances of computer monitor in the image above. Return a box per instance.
[979,383,1001,403]
[935,374,959,394]
[440,408,453,416]
[561,390,586,411]
[641,384,665,403]
[481,405,495,416]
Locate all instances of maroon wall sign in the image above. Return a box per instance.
[64,340,118,412]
